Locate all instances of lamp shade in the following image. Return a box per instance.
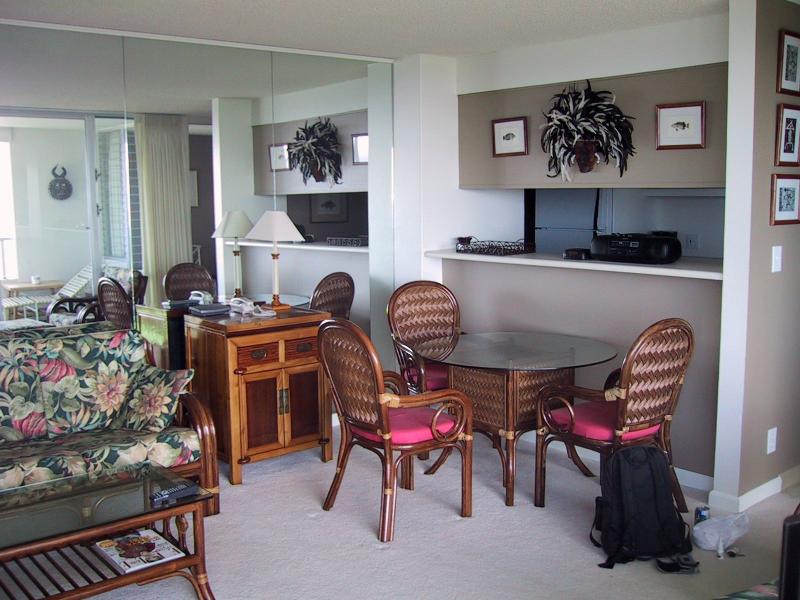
[212,210,254,239]
[247,210,305,243]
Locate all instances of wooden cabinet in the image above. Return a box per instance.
[184,309,332,484]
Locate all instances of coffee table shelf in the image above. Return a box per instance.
[0,465,215,599]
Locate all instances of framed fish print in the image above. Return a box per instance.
[776,104,800,166]
[492,116,528,157]
[778,30,800,96]
[656,102,706,149]
[771,174,800,225]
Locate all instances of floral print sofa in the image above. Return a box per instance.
[0,322,219,514]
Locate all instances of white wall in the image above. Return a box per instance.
[393,54,523,284]
[252,78,367,125]
[456,13,729,94]
[9,127,92,282]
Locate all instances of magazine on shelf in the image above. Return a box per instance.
[94,528,184,574]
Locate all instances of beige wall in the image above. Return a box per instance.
[442,260,721,476]
[739,0,800,494]
[458,63,728,189]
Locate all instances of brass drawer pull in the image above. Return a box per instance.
[250,349,268,360]
[296,342,313,353]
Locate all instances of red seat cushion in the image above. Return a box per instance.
[550,401,660,442]
[424,362,449,391]
[352,407,456,445]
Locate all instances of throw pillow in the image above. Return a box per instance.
[121,365,194,432]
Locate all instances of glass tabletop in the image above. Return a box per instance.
[413,331,617,371]
[0,463,211,550]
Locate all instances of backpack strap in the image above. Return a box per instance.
[590,496,603,548]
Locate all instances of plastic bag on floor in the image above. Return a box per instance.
[692,513,750,557]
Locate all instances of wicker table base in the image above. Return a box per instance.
[448,365,574,506]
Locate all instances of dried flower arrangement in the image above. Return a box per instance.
[288,118,343,185]
[540,81,635,181]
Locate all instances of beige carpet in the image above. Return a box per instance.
[97,431,796,600]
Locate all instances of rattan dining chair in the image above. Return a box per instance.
[318,318,473,542]
[387,280,461,395]
[163,263,215,300]
[309,272,355,318]
[97,277,134,329]
[534,318,694,512]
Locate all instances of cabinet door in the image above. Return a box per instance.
[284,364,322,446]
[240,370,285,456]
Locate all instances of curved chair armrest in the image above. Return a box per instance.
[46,295,97,320]
[177,392,219,505]
[383,371,409,395]
[76,301,102,323]
[537,383,608,435]
[603,368,621,391]
[382,388,472,443]
[391,336,426,395]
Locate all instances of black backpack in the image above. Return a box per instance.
[590,445,692,569]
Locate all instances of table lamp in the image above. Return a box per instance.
[247,210,304,310]
[212,210,254,298]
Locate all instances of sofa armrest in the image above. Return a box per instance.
[177,392,220,514]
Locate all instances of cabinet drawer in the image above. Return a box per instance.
[237,343,280,368]
[285,337,317,361]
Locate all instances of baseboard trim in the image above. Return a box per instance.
[709,463,800,512]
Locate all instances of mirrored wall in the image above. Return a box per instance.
[0,23,391,336]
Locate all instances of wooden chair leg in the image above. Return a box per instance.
[400,455,414,490]
[323,432,354,511]
[566,443,594,477]
[418,451,430,461]
[378,455,398,542]
[534,431,548,507]
[461,439,473,518]
[424,447,453,475]
[660,434,688,513]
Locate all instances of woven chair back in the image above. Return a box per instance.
[318,319,387,431]
[97,277,134,329]
[387,281,460,354]
[163,263,214,300]
[132,270,148,305]
[310,272,355,319]
[617,318,694,431]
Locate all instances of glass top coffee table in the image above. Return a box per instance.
[0,463,215,599]
[414,331,617,506]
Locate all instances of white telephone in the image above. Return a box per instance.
[189,290,214,305]
[228,298,276,318]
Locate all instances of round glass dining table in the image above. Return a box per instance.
[414,331,617,506]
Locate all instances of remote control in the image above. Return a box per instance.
[150,481,199,503]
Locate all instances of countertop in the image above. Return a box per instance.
[425,249,723,281]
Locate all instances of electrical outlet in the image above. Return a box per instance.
[772,246,783,273]
[767,427,778,454]
[685,234,699,251]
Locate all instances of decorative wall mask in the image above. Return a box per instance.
[540,81,635,181]
[288,118,343,185]
[48,165,73,200]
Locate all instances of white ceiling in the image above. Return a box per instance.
[0,0,728,60]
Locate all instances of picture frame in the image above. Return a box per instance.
[656,101,706,149]
[771,174,800,225]
[310,194,348,223]
[188,170,199,207]
[352,133,368,165]
[269,143,290,172]
[776,103,800,166]
[778,29,800,96]
[492,116,528,157]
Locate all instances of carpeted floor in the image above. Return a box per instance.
[97,431,796,600]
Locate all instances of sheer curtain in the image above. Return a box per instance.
[135,114,192,303]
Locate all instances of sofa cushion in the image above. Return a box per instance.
[38,330,147,437]
[0,437,88,490]
[0,356,47,443]
[0,427,200,491]
[120,365,194,432]
[65,428,200,471]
